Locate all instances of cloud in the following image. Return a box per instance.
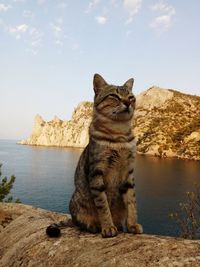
[24,27,43,55]
[57,1,68,9]
[13,0,26,2]
[0,3,12,12]
[151,1,175,15]
[123,0,142,15]
[51,18,65,47]
[51,24,62,34]
[6,22,42,54]
[9,24,28,33]
[150,1,176,31]
[110,0,117,5]
[23,10,34,19]
[0,9,42,55]
[85,0,100,13]
[72,43,79,51]
[95,15,107,25]
[55,40,63,47]
[150,15,171,30]
[123,0,142,24]
[9,24,29,39]
[29,27,43,48]
[55,17,63,25]
[37,0,46,5]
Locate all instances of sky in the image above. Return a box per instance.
[0,0,200,140]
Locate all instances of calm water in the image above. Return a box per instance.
[0,139,200,237]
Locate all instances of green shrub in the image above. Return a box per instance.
[0,163,20,203]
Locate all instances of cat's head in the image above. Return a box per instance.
[93,73,136,121]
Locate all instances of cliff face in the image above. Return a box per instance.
[134,88,200,160]
[19,87,200,160]
[19,102,92,148]
[1,203,200,267]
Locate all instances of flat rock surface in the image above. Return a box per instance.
[0,203,200,267]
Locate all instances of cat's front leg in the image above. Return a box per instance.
[93,190,118,238]
[89,170,118,238]
[121,180,143,234]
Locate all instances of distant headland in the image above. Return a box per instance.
[18,87,200,161]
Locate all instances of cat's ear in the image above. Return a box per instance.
[123,78,134,91]
[93,73,108,95]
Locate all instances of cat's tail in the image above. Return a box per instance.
[46,219,73,237]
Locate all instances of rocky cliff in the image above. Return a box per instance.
[135,87,200,160]
[19,87,200,160]
[19,102,92,148]
[1,203,200,267]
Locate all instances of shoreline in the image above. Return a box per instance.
[17,141,200,161]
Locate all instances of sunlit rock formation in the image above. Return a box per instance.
[19,102,92,148]
[19,87,200,160]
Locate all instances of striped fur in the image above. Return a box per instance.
[70,74,143,237]
[46,73,143,238]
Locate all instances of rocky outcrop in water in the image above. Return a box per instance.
[19,87,200,160]
[1,203,200,267]
[19,102,92,148]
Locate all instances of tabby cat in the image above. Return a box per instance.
[46,74,143,238]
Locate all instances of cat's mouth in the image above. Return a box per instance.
[113,108,131,115]
[124,107,130,113]
[122,106,131,114]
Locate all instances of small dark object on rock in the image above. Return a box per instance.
[46,224,60,237]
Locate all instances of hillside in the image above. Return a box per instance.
[135,87,200,160]
[1,203,200,267]
[19,87,200,160]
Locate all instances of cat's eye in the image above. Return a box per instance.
[128,95,136,102]
[109,94,121,101]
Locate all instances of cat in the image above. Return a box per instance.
[46,73,143,238]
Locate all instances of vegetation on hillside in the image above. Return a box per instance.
[135,89,200,160]
[0,163,20,203]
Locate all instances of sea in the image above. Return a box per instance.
[0,139,200,237]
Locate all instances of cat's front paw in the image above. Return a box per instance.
[101,226,118,238]
[128,223,143,234]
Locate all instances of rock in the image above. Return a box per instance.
[135,86,174,110]
[184,131,200,143]
[18,102,92,148]
[134,88,200,161]
[18,87,200,160]
[1,203,200,267]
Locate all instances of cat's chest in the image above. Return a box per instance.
[104,147,135,186]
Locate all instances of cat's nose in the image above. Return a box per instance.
[123,100,131,108]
